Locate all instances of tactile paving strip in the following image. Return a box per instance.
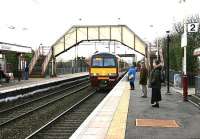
[106,81,130,139]
[135,119,179,128]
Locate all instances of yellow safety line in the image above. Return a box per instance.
[105,82,130,139]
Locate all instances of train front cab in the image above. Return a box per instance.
[89,54,118,89]
[90,68,118,89]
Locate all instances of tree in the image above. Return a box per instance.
[160,15,200,75]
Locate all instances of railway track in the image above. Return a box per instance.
[0,77,89,111]
[0,78,89,126]
[0,77,100,139]
[25,91,106,139]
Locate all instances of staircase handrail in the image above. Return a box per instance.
[159,47,165,66]
[40,46,51,56]
[41,48,52,75]
[29,47,41,74]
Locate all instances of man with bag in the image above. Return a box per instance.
[128,63,136,90]
[139,62,148,97]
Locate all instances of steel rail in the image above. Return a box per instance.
[0,83,90,127]
[0,79,89,114]
[25,90,96,139]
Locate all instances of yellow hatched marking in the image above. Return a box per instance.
[105,82,130,139]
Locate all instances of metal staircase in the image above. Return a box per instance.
[159,47,165,66]
[41,48,52,76]
[29,46,52,77]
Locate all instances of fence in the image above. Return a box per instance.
[169,70,182,83]
[169,70,195,88]
[195,76,200,96]
[43,59,89,77]
[56,66,88,75]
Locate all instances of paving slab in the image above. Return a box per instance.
[126,75,200,139]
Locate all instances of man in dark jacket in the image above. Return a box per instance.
[139,62,148,97]
[150,60,162,108]
[24,64,29,80]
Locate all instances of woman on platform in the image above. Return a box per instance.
[150,60,162,108]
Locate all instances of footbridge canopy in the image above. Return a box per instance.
[52,25,146,57]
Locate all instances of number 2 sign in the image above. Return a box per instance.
[187,23,199,32]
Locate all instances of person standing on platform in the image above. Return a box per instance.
[24,64,29,80]
[128,63,136,90]
[0,64,3,82]
[150,60,162,108]
[139,62,148,98]
[0,65,10,83]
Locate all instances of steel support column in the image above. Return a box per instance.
[121,25,123,43]
[52,47,56,77]
[166,31,171,94]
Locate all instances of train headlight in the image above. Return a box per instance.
[109,73,117,76]
[91,73,97,76]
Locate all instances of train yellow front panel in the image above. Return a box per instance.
[90,68,117,76]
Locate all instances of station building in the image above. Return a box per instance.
[0,42,32,79]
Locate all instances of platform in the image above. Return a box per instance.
[70,73,200,139]
[0,72,88,100]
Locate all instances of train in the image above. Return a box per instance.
[89,52,129,89]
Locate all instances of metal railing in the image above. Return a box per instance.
[169,70,196,88]
[195,76,200,96]
[39,46,51,56]
[169,70,182,84]
[29,48,40,74]
[41,48,52,76]
[56,67,88,75]
[159,47,164,66]
[29,46,51,75]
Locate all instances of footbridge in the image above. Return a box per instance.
[29,25,147,77]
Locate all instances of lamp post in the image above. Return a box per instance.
[74,18,82,73]
[166,30,171,94]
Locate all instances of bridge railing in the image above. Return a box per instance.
[29,46,51,75]
[159,47,164,66]
[29,48,41,74]
[39,46,51,56]
[41,48,52,76]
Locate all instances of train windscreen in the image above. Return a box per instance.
[92,57,116,67]
[104,58,115,66]
[92,57,103,66]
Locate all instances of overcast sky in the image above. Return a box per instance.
[0,0,199,52]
